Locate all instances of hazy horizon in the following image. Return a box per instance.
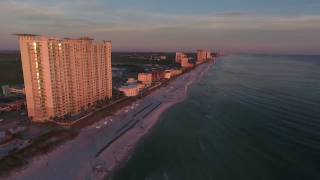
[1,49,320,56]
[0,0,320,54]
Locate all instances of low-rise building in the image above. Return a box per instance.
[138,73,153,86]
[150,55,167,61]
[119,84,140,97]
[7,87,25,96]
[137,83,145,91]
[163,69,182,79]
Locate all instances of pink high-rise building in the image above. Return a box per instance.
[176,52,193,68]
[175,52,187,63]
[180,57,194,68]
[197,50,212,64]
[17,34,112,122]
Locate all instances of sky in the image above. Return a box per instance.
[0,0,320,54]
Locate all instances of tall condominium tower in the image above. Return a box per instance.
[180,57,194,68]
[175,52,188,63]
[17,34,112,122]
[197,50,212,64]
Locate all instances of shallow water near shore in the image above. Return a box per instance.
[112,54,320,180]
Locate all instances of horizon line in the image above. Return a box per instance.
[0,49,319,56]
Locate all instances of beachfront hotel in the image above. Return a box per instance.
[175,52,188,63]
[138,73,153,86]
[175,52,193,68]
[17,34,112,122]
[197,50,212,64]
[180,56,194,68]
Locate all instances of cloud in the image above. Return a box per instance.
[0,0,319,53]
[0,0,64,18]
[1,0,320,33]
[89,12,320,33]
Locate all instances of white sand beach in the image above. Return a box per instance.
[5,61,214,180]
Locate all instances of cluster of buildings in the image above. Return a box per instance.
[150,54,167,61]
[176,50,213,68]
[119,72,157,97]
[0,34,217,163]
[16,34,112,122]
[119,78,144,97]
[12,34,214,123]
[119,68,183,97]
[175,52,194,68]
[164,69,183,79]
[118,49,215,97]
[118,72,154,97]
[120,53,167,61]
[197,50,213,64]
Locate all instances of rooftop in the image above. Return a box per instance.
[119,84,139,90]
[13,33,39,37]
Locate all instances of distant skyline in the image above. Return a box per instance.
[1,0,320,54]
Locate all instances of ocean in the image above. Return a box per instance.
[112,54,320,180]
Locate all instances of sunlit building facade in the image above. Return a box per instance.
[119,84,140,97]
[175,52,187,63]
[17,34,112,122]
[197,50,212,64]
[138,73,153,86]
[180,57,194,68]
[150,71,163,82]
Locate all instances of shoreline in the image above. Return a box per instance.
[4,60,214,180]
[101,61,214,180]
